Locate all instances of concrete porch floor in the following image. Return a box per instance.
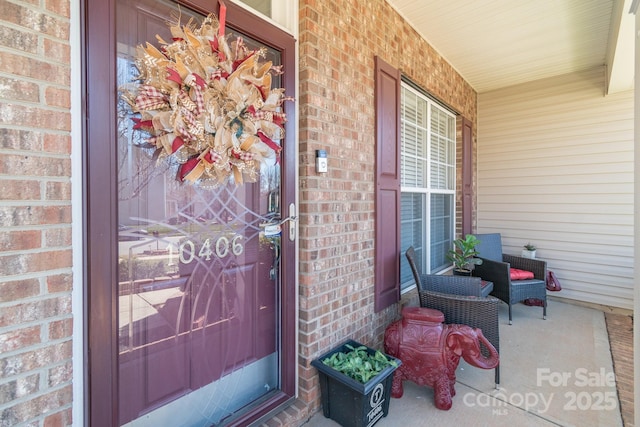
[303,299,629,427]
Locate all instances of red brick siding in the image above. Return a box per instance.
[0,0,73,425]
[0,0,478,424]
[293,0,477,423]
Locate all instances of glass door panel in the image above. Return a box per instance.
[116,1,284,424]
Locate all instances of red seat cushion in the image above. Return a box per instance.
[510,268,534,280]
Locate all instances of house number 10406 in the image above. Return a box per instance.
[178,235,244,264]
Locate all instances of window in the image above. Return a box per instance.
[236,0,296,33]
[400,83,456,290]
[238,0,271,17]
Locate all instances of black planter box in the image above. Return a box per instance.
[311,340,401,427]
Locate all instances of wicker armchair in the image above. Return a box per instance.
[405,247,500,386]
[472,233,547,325]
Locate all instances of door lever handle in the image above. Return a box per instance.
[259,215,296,228]
[278,215,297,226]
[287,203,296,241]
[259,203,296,241]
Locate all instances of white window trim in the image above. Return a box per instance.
[231,0,299,37]
[400,82,457,291]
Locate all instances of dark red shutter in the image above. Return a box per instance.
[374,56,401,312]
[462,117,473,236]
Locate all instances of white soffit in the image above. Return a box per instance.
[606,0,634,94]
[387,0,625,94]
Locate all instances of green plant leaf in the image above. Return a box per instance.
[321,344,397,384]
[447,234,483,270]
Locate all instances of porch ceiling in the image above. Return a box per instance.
[387,0,635,94]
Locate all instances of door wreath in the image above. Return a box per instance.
[120,3,291,188]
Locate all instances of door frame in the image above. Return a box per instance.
[82,1,297,425]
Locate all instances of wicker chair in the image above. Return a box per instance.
[472,233,547,325]
[405,247,500,386]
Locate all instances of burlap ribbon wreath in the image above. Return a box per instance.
[121,3,291,188]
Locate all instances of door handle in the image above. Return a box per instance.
[259,202,296,242]
[287,203,296,242]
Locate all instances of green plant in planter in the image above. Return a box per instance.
[313,340,401,427]
[447,234,483,274]
[321,344,398,384]
[522,242,537,259]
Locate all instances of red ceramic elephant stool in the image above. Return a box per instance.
[383,307,499,410]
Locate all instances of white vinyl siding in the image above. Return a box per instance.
[400,84,456,289]
[477,67,634,310]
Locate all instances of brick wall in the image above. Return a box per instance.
[0,0,476,425]
[292,0,477,423]
[0,0,73,425]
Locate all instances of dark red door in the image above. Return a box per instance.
[85,0,297,425]
[116,181,277,424]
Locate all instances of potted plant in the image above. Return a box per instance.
[447,234,483,275]
[311,340,401,427]
[522,242,537,259]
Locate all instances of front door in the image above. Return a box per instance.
[85,1,297,425]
